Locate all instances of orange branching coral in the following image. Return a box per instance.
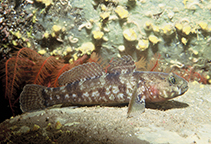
[88,52,112,71]
[89,53,161,73]
[135,57,147,71]
[88,52,101,63]
[135,53,161,72]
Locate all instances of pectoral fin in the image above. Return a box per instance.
[127,84,145,118]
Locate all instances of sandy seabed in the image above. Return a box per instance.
[0,82,211,144]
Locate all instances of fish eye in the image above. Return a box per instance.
[169,75,176,84]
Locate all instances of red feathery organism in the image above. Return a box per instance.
[174,66,207,84]
[185,66,207,83]
[147,53,161,71]
[103,58,114,73]
[3,48,91,114]
[30,56,65,87]
[74,54,88,65]
[4,48,37,113]
[143,53,207,84]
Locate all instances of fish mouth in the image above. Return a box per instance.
[181,85,189,94]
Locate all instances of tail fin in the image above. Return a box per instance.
[19,84,47,112]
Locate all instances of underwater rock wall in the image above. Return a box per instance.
[1,0,211,80]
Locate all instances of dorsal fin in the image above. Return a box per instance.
[107,55,136,74]
[58,62,105,86]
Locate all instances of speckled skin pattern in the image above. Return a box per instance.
[20,56,188,112]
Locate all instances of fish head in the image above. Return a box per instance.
[142,72,188,102]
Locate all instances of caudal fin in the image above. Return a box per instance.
[19,84,47,112]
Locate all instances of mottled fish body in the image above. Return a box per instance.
[20,56,188,117]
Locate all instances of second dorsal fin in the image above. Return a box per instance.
[107,55,136,74]
[58,62,105,86]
